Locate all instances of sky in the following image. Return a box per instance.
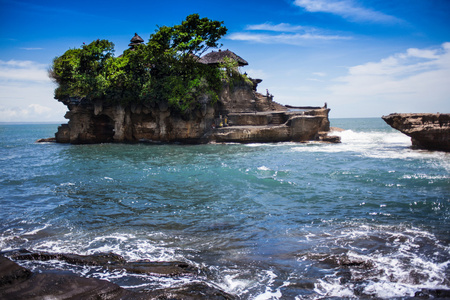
[1,0,449,122]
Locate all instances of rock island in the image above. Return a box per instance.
[50,15,339,144]
[382,113,450,152]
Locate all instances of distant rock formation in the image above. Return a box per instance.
[55,81,339,144]
[382,113,450,151]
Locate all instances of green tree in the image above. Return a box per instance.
[149,14,227,56]
[104,44,152,104]
[50,39,114,100]
[50,14,235,113]
[145,14,228,112]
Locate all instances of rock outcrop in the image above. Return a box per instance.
[0,255,141,300]
[382,113,450,151]
[55,81,339,144]
[0,250,235,299]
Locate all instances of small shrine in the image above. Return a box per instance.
[128,33,144,49]
[199,49,248,67]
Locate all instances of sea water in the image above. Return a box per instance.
[0,118,448,299]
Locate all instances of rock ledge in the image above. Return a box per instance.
[382,113,450,151]
[0,250,235,299]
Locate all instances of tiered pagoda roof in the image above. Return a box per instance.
[128,33,144,48]
[199,49,248,67]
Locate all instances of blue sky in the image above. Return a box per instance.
[1,0,449,121]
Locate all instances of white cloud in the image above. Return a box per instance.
[294,0,400,23]
[20,47,44,51]
[401,48,440,60]
[0,60,51,82]
[0,59,65,122]
[246,23,306,32]
[231,21,351,45]
[228,32,350,45]
[0,104,53,120]
[28,103,52,114]
[328,42,450,116]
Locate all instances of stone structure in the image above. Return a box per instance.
[54,48,339,144]
[382,113,450,151]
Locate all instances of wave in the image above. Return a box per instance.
[303,224,450,299]
[290,129,450,161]
[2,222,449,298]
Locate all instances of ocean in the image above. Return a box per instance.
[0,118,449,299]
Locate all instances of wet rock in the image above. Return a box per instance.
[117,261,198,277]
[11,250,126,266]
[145,282,236,300]
[9,250,198,277]
[319,135,341,143]
[1,251,235,299]
[35,137,56,143]
[318,131,341,143]
[382,113,450,151]
[0,255,142,300]
[0,256,32,287]
[415,288,450,298]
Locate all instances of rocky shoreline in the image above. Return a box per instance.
[2,250,449,299]
[0,250,235,299]
[382,113,450,152]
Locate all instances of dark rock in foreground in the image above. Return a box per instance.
[382,113,450,152]
[145,283,237,300]
[415,288,450,298]
[9,250,198,277]
[1,250,235,299]
[0,255,139,300]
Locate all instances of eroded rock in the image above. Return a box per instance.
[145,282,236,300]
[9,250,198,277]
[382,113,450,151]
[53,83,338,144]
[1,251,236,299]
[0,255,140,300]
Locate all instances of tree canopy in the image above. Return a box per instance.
[49,14,250,113]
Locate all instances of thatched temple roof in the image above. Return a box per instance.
[129,33,144,47]
[199,49,248,66]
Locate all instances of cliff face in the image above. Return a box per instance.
[55,83,337,144]
[382,113,450,151]
[211,109,331,143]
[56,99,215,144]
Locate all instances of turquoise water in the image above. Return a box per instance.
[0,118,449,298]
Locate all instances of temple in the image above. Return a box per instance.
[128,33,144,48]
[53,34,339,144]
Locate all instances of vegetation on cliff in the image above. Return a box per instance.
[49,14,250,113]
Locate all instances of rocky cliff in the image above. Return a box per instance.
[382,113,450,151]
[55,82,338,144]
